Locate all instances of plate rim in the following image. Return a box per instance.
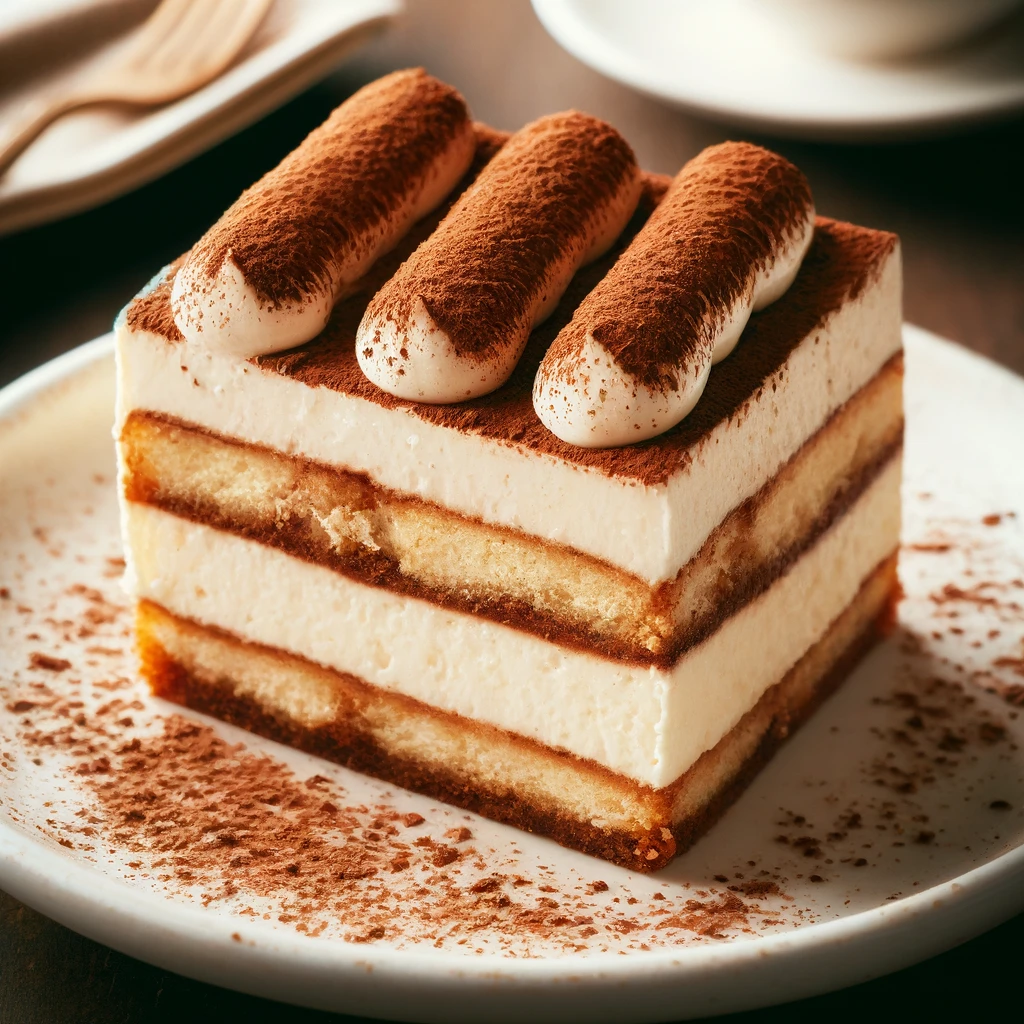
[2,327,1024,1021]
[0,0,401,237]
[530,0,1024,140]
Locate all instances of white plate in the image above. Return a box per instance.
[0,0,400,237]
[1,327,1023,1022]
[531,0,1024,139]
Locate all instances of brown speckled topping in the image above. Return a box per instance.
[258,216,897,486]
[543,141,814,395]
[184,69,471,306]
[123,125,895,489]
[124,258,185,341]
[360,110,639,362]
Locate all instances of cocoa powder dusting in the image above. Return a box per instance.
[545,141,814,395]
[122,115,893,486]
[121,126,511,348]
[257,215,896,486]
[123,258,186,342]
[187,69,470,306]
[361,110,639,361]
[903,507,1024,707]
[11,665,780,952]
[4,523,789,953]
[3,454,1023,955]
[769,666,1017,884]
[466,121,509,176]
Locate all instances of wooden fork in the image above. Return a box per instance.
[0,0,274,178]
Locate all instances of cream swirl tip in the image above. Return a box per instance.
[534,142,815,448]
[356,111,641,403]
[171,69,475,358]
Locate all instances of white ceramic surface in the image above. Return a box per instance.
[531,0,1024,139]
[1,327,1023,1022]
[758,0,1024,61]
[0,0,400,236]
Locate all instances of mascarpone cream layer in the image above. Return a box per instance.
[123,455,900,788]
[115,248,899,585]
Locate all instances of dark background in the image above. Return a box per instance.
[1,1,1022,1020]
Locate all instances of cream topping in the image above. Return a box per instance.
[170,69,475,359]
[355,111,641,403]
[115,242,902,585]
[533,142,816,448]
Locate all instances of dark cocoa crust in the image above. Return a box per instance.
[466,121,509,172]
[123,125,512,346]
[124,257,186,341]
[360,110,639,362]
[121,381,903,667]
[184,69,471,306]
[543,141,813,394]
[256,216,897,485]
[138,552,898,872]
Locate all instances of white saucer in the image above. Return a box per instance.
[0,0,399,237]
[1,328,1023,1021]
[531,0,1024,139]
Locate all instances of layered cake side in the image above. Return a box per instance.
[115,70,903,871]
[119,215,901,665]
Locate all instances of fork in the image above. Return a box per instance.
[0,0,274,178]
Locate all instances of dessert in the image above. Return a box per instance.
[115,69,903,871]
[171,69,476,356]
[534,141,816,445]
[357,110,641,401]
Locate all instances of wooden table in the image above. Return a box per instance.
[2,2,1022,1019]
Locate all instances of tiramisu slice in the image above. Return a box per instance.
[115,71,902,871]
